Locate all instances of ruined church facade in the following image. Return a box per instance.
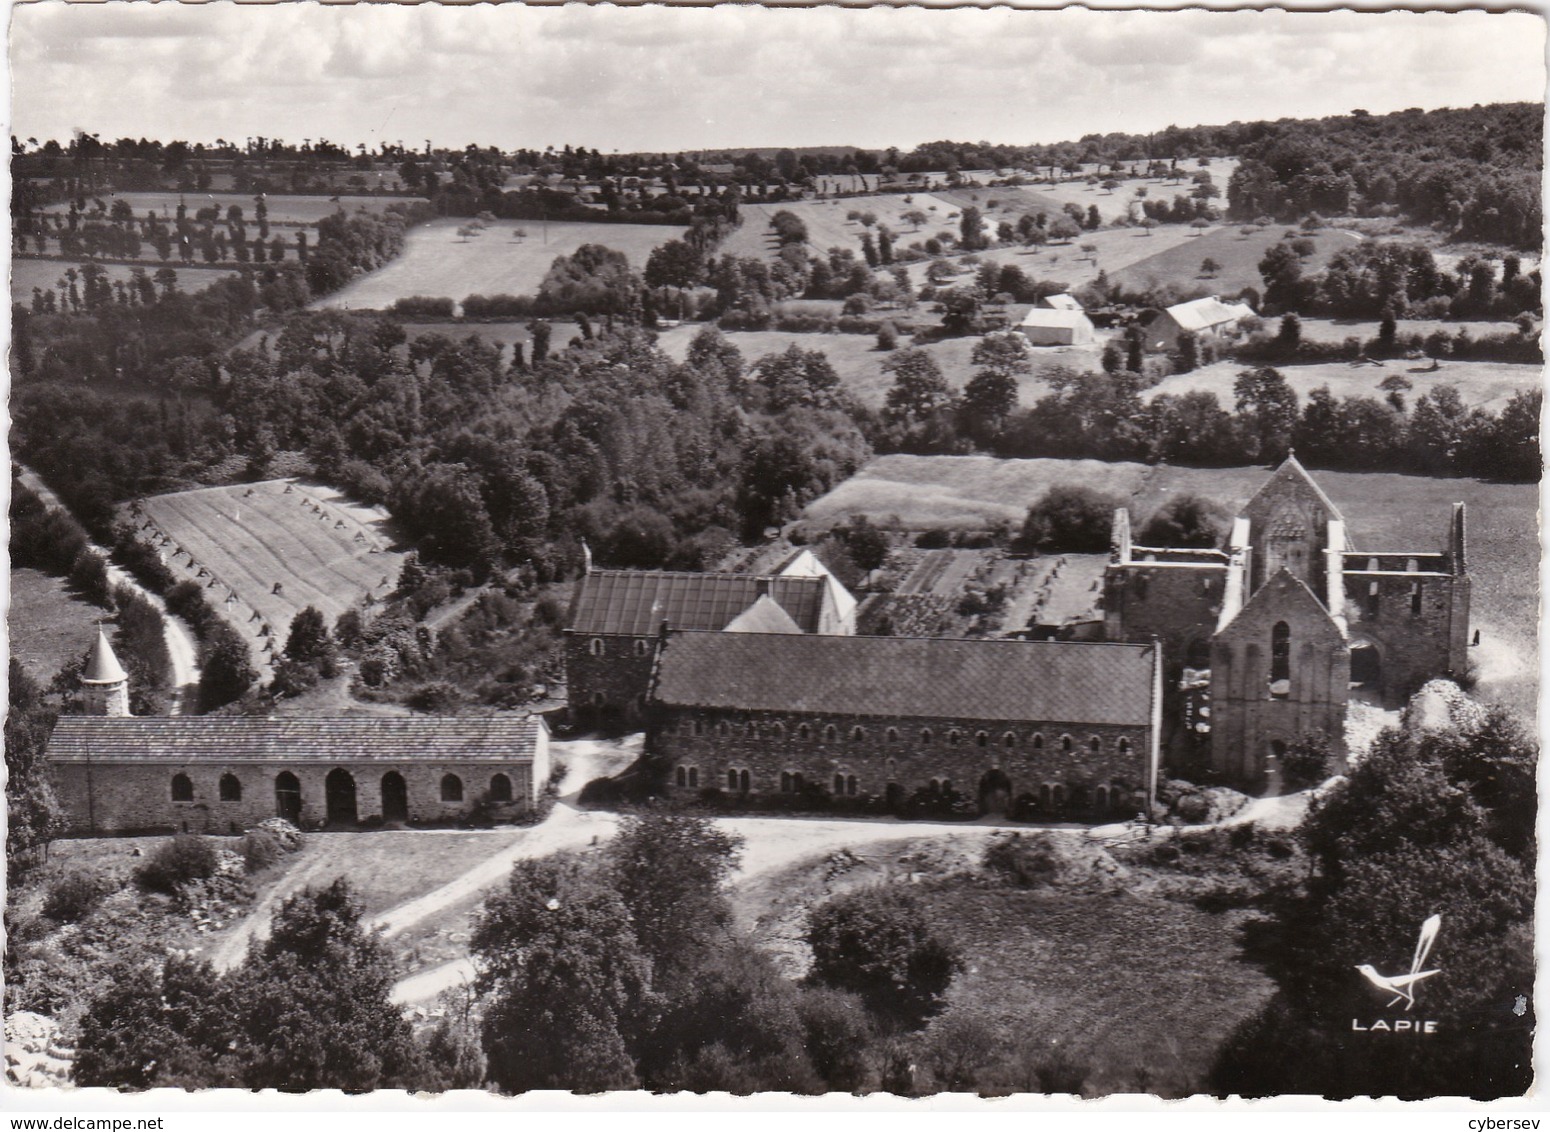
[1103,456,1470,785]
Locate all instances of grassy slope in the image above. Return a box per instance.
[312,217,684,313]
[138,479,406,673]
[917,885,1273,1096]
[1112,226,1363,298]
[9,567,102,682]
[1146,359,1541,413]
[804,456,1538,714]
[717,193,964,264]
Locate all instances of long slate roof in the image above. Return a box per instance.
[46,716,546,764]
[568,570,827,635]
[654,632,1156,726]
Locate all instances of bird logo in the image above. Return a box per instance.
[1355,914,1442,1012]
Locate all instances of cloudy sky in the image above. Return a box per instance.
[8,4,1545,153]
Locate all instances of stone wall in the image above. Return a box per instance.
[1104,562,1224,667]
[564,631,658,725]
[53,758,540,836]
[1341,571,1470,706]
[649,706,1154,817]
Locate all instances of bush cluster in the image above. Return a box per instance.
[135,834,220,894]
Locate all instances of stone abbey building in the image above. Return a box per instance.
[1104,455,1470,784]
[48,632,551,835]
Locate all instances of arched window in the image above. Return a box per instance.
[1052,784,1066,807]
[633,638,650,657]
[929,779,942,797]
[947,729,961,747]
[920,728,933,745]
[780,771,793,793]
[592,692,606,707]
[171,773,193,802]
[490,773,513,802]
[219,773,242,802]
[846,775,858,796]
[676,766,688,787]
[941,778,952,794]
[688,767,699,788]
[739,769,750,793]
[792,772,804,793]
[717,721,730,738]
[976,731,989,748]
[1060,735,1073,753]
[1003,732,1017,748]
[744,721,757,738]
[1270,621,1291,697]
[1088,736,1101,754]
[728,769,740,791]
[589,638,605,657]
[1032,733,1044,751]
[798,723,811,741]
[692,719,704,737]
[851,726,866,743]
[1096,785,1109,811]
[1410,583,1423,615]
[771,722,786,740]
[823,724,838,744]
[1039,783,1052,810]
[440,773,464,802]
[1118,738,1132,757]
[834,772,846,794]
[886,728,900,743]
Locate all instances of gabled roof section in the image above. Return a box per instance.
[1243,452,1345,525]
[568,570,826,636]
[654,632,1156,726]
[723,594,803,635]
[1019,308,1093,330]
[46,716,547,765]
[1216,567,1346,642]
[83,629,128,684]
[1039,293,1084,311]
[1164,295,1256,332]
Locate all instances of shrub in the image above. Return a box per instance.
[1281,734,1333,790]
[43,869,113,923]
[914,529,951,549]
[390,295,456,318]
[239,829,285,874]
[136,834,219,894]
[1174,793,1211,823]
[1137,494,1226,548]
[876,322,899,351]
[1013,485,1120,554]
[982,832,1059,887]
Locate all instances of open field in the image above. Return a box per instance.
[1145,359,1541,413]
[11,259,237,305]
[37,192,404,226]
[1112,225,1363,297]
[804,455,1538,715]
[919,887,1272,1095]
[136,479,406,673]
[8,568,103,682]
[312,217,682,313]
[654,325,1102,407]
[1297,317,1525,344]
[716,193,963,264]
[898,222,1205,294]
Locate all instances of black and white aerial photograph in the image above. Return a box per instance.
[3,0,1544,1119]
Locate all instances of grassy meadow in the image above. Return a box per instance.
[9,567,103,683]
[1111,225,1363,298]
[311,217,682,313]
[137,479,406,673]
[12,260,238,306]
[1145,358,1542,413]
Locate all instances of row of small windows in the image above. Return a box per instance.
[171,771,514,804]
[588,638,652,657]
[674,770,1127,808]
[676,718,1131,755]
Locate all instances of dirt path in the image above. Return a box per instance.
[17,467,202,711]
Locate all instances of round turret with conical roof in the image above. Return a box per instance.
[82,628,131,717]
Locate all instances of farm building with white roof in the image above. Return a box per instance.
[1038,293,1085,311]
[1138,295,1257,354]
[1017,306,1096,346]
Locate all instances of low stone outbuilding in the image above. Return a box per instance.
[47,715,550,835]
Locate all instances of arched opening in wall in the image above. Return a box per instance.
[1185,638,1211,670]
[1269,621,1291,699]
[489,773,513,803]
[440,773,464,803]
[325,768,358,826]
[589,638,605,657]
[275,772,302,824]
[833,772,846,795]
[1350,640,1382,691]
[1039,783,1052,811]
[740,769,750,793]
[1095,785,1109,812]
[978,768,1012,816]
[1052,784,1067,809]
[219,773,242,802]
[381,771,408,823]
[1070,784,1091,812]
[171,773,193,802]
[823,725,838,744]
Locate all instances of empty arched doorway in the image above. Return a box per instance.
[1350,641,1382,689]
[978,768,1013,816]
[381,771,408,824]
[275,772,302,824]
[325,768,358,826]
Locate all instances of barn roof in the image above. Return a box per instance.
[1164,295,1256,332]
[1019,308,1093,330]
[723,594,803,635]
[45,716,547,765]
[653,632,1156,726]
[567,570,826,636]
[1039,293,1084,311]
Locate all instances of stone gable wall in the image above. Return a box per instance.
[1341,572,1469,705]
[564,631,658,724]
